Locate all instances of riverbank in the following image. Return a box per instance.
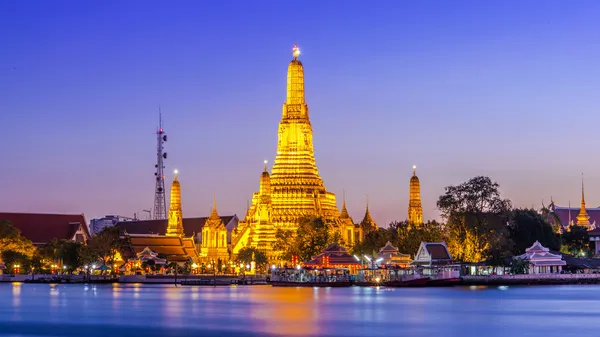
[461,274,600,286]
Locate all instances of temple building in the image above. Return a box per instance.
[359,200,378,237]
[543,176,597,231]
[232,161,277,258]
[515,241,565,274]
[118,172,202,265]
[407,165,423,226]
[303,243,362,273]
[199,197,229,263]
[0,212,91,246]
[336,194,361,247]
[233,44,349,257]
[377,241,412,267]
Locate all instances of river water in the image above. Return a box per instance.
[0,282,597,337]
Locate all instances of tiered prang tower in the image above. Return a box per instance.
[408,165,423,226]
[233,44,346,258]
[166,169,184,237]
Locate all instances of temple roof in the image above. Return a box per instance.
[118,215,237,237]
[378,241,399,253]
[0,212,90,245]
[126,235,197,262]
[552,207,600,228]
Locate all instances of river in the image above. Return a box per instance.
[0,282,596,336]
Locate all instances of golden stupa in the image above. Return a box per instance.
[576,174,591,230]
[166,169,184,237]
[233,44,346,257]
[408,165,423,226]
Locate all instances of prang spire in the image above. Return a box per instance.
[576,172,591,228]
[165,169,184,237]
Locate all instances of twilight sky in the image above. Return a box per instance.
[2,1,600,225]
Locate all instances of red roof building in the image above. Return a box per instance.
[304,243,362,273]
[0,212,91,246]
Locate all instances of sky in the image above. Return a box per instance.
[2,0,600,225]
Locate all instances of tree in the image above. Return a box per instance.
[1,250,30,274]
[273,216,342,263]
[510,258,529,275]
[397,220,446,256]
[352,225,398,257]
[237,247,269,267]
[86,226,127,267]
[0,221,36,258]
[295,216,338,263]
[56,240,83,273]
[273,229,297,262]
[437,176,512,263]
[561,225,591,257]
[508,208,560,255]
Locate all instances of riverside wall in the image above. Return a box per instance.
[461,274,600,286]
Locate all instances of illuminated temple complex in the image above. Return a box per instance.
[232,45,361,258]
[407,166,423,226]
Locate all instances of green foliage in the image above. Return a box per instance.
[237,247,269,266]
[437,176,512,263]
[352,225,398,257]
[508,208,560,255]
[86,226,127,266]
[561,225,592,256]
[0,220,36,258]
[273,216,341,263]
[1,250,30,273]
[510,258,529,274]
[397,221,446,256]
[56,240,83,273]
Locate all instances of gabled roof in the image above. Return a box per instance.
[117,215,237,237]
[0,212,90,245]
[412,242,453,265]
[379,241,399,253]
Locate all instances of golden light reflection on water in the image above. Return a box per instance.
[12,282,21,307]
[242,287,321,336]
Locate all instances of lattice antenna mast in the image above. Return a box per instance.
[153,110,168,220]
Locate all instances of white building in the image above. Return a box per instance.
[515,241,565,274]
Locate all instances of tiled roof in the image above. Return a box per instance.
[128,235,198,262]
[117,215,237,236]
[425,243,451,260]
[0,212,90,244]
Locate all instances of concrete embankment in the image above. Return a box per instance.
[461,274,600,286]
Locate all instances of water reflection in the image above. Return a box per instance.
[1,284,600,337]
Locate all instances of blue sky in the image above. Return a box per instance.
[2,1,600,224]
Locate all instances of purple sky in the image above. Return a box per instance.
[2,1,600,225]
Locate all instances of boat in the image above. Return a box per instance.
[270,267,353,287]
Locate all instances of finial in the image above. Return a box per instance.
[293,44,300,59]
[264,160,268,172]
[413,165,416,175]
[174,169,179,180]
[343,188,346,203]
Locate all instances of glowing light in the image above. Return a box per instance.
[413,165,416,170]
[264,160,268,165]
[292,44,300,58]
[174,169,179,175]
[375,277,381,283]
[271,264,276,270]
[296,265,301,270]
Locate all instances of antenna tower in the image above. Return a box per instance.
[153,111,168,220]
